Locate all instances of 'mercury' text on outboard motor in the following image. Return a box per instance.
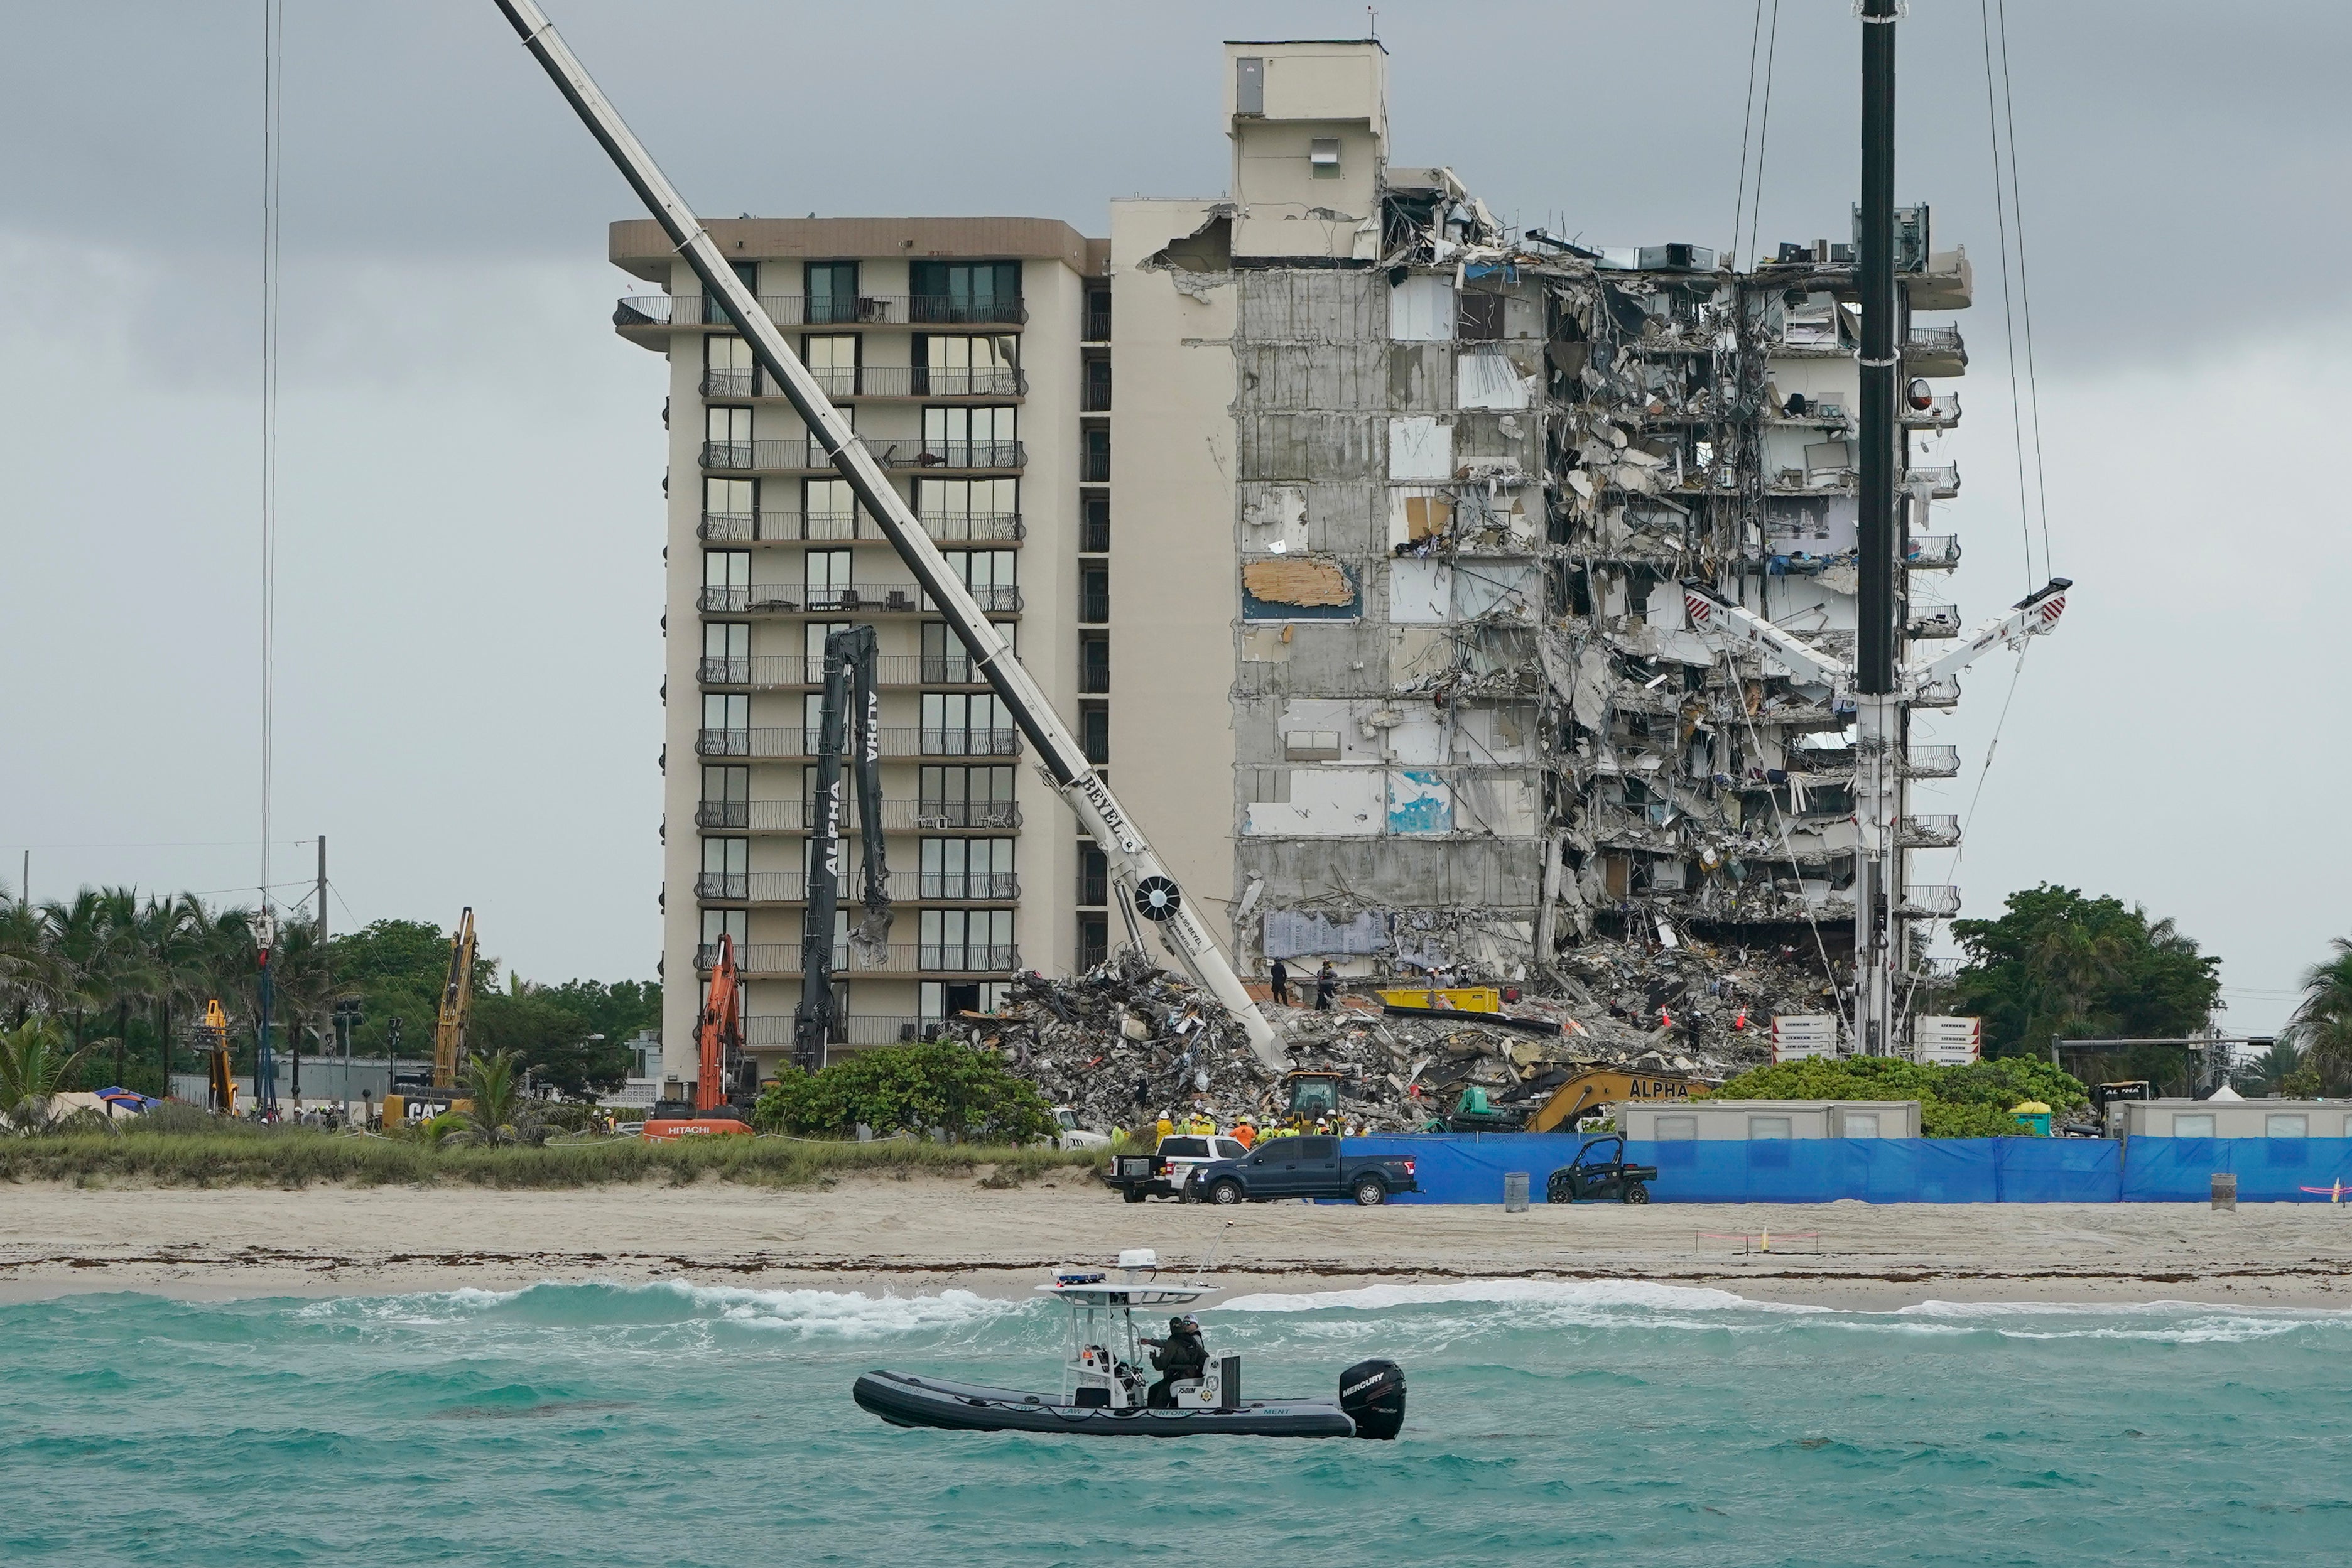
[1338,1359,1406,1440]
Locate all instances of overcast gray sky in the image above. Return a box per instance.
[4,1,2344,1025]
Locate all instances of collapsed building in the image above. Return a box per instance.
[1110,40,1975,1014]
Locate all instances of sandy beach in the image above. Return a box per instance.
[7,1175,2352,1309]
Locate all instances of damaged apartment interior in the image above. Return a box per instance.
[1119,40,1976,999]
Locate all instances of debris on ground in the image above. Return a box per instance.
[941,939,1843,1135]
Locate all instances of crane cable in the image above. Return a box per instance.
[259,0,284,913]
[1728,0,1783,272]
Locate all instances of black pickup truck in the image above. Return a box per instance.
[1184,1137,1421,1207]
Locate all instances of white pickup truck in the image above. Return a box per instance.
[1053,1107,1112,1150]
[1102,1133,1253,1202]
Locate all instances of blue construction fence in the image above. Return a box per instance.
[1341,1133,2352,1204]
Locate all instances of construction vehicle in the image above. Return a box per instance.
[198,999,235,1114]
[793,625,890,1074]
[1423,1068,1710,1133]
[644,933,753,1140]
[494,0,1286,1076]
[1282,1070,1346,1126]
[433,907,477,1091]
[1545,1135,1656,1204]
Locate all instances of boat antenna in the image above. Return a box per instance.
[1197,1219,1237,1278]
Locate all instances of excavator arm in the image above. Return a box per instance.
[431,907,477,1090]
[697,933,744,1111]
[1902,578,2070,696]
[794,626,889,1071]
[495,0,1286,1073]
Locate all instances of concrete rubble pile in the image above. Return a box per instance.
[946,939,1837,1135]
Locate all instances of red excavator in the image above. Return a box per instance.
[643,933,753,1140]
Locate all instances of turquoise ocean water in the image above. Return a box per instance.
[7,1279,2349,1565]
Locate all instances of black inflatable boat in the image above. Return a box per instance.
[853,1253,1406,1441]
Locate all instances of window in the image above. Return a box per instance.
[702,622,749,683]
[699,836,747,900]
[705,405,751,464]
[703,476,754,539]
[921,979,1009,1021]
[939,549,1017,611]
[916,477,1018,541]
[924,405,1017,465]
[921,907,1014,970]
[919,765,1014,828]
[1309,136,1341,179]
[1078,843,1107,907]
[923,693,1012,755]
[2267,1113,2309,1138]
[1085,289,1111,342]
[805,261,859,326]
[1078,912,1108,970]
[1161,1137,1208,1159]
[1080,634,1109,694]
[1081,701,1109,765]
[919,621,973,684]
[799,478,856,539]
[1083,354,1112,411]
[1747,1117,1792,1140]
[1083,424,1110,482]
[2170,1113,2215,1138]
[1457,294,1505,342]
[803,548,852,602]
[919,334,1018,396]
[1841,1111,1881,1139]
[705,334,753,396]
[921,838,1014,899]
[910,261,1021,324]
[803,334,859,398]
[1081,495,1110,553]
[701,691,747,736]
[703,549,749,609]
[700,765,749,828]
[1081,566,1108,623]
[1655,1115,1698,1141]
[700,906,747,956]
[1284,731,1340,762]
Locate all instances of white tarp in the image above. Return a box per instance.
[1389,275,1455,342]
[1388,416,1453,481]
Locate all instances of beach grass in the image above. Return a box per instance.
[0,1123,1112,1191]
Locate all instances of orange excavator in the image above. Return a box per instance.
[643,933,754,1140]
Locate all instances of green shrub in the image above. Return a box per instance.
[1712,1054,2085,1137]
[753,1042,1056,1142]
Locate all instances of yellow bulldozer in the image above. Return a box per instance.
[1427,1066,1710,1133]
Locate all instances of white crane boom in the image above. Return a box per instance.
[490,0,1285,1071]
[1681,579,1853,690]
[1902,579,2070,695]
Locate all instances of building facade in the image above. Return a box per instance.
[614,40,1979,1091]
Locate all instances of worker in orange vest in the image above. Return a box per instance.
[1233,1119,1257,1150]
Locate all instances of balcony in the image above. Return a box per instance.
[696,582,1024,615]
[1899,814,1963,848]
[744,1014,951,1051]
[696,941,1019,976]
[1899,391,1961,429]
[1905,534,1961,569]
[694,727,1022,760]
[698,511,1024,545]
[1904,324,1967,376]
[1899,744,1961,778]
[699,366,1026,401]
[1907,606,1961,639]
[616,293,1029,330]
[1898,884,1963,918]
[1084,309,1112,342]
[700,438,1027,473]
[1904,463,1961,499]
[1078,588,1109,624]
[696,654,994,689]
[696,870,1021,905]
[695,798,1022,832]
[1081,375,1113,413]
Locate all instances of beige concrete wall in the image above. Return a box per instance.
[1108,200,1241,951]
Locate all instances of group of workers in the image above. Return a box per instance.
[1144,1111,1365,1147]
[1266,958,1340,1011]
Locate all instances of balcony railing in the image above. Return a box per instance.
[697,654,995,688]
[1897,884,1963,917]
[1081,514,1110,553]
[700,438,1026,473]
[617,293,1029,328]
[694,727,1022,760]
[1081,379,1112,413]
[1905,463,1961,499]
[1899,814,1963,848]
[744,1014,953,1051]
[696,583,1023,615]
[1905,534,1961,568]
[1907,606,1962,639]
[1079,590,1109,624]
[1900,744,1961,777]
[695,798,1022,832]
[696,941,1019,975]
[698,366,1026,401]
[1083,308,1112,342]
[698,511,1023,544]
[1078,662,1110,695]
[1899,391,1961,428]
[696,870,1021,904]
[1081,447,1110,484]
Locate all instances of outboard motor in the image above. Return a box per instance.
[1338,1358,1406,1440]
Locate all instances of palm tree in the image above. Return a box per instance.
[38,890,114,1052]
[450,1049,526,1145]
[138,893,212,1098]
[2285,938,2352,1088]
[0,897,61,1024]
[0,1019,91,1134]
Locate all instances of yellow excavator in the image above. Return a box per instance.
[198,999,235,1113]
[383,909,477,1125]
[1429,1067,1711,1133]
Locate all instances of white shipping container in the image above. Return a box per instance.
[1772,1014,1843,1063]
